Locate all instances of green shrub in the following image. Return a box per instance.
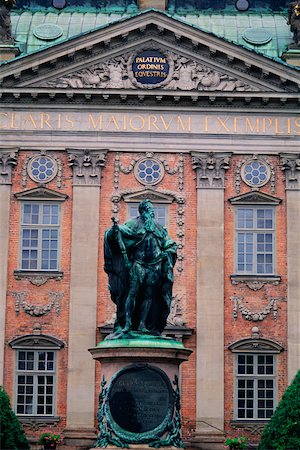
[259,369,300,450]
[0,386,30,449]
[225,436,248,449]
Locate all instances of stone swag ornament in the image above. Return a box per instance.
[104,199,178,339]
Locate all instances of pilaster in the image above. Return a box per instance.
[280,153,300,383]
[191,152,231,449]
[65,149,107,444]
[0,149,18,384]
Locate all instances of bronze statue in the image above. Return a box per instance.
[288,1,300,45]
[0,0,15,43]
[104,199,177,338]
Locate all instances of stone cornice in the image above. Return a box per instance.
[0,88,299,110]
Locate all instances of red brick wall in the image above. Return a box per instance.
[224,155,287,443]
[3,151,73,436]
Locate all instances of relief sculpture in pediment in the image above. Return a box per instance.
[42,51,257,92]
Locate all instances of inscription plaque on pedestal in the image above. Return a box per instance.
[107,364,174,441]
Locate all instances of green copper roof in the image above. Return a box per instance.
[10,8,292,62]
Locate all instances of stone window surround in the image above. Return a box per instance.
[14,187,68,284]
[228,337,284,423]
[9,334,64,424]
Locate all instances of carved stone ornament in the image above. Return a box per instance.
[230,421,267,436]
[21,150,63,189]
[68,149,107,186]
[192,152,231,189]
[0,149,18,184]
[12,291,63,317]
[230,275,281,290]
[231,296,281,322]
[167,295,185,327]
[14,270,64,285]
[41,50,258,92]
[280,154,300,190]
[235,155,275,194]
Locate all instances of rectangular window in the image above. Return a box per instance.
[128,203,167,227]
[235,354,276,420]
[235,207,275,274]
[20,203,60,271]
[16,350,56,416]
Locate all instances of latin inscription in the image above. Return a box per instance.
[132,50,169,85]
[108,367,171,433]
[0,111,299,135]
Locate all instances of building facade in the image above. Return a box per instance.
[0,1,300,448]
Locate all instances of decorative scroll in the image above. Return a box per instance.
[41,52,258,92]
[192,152,231,189]
[280,154,300,190]
[13,292,63,317]
[231,296,280,322]
[68,149,107,186]
[0,149,18,184]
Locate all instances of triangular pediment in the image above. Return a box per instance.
[14,186,68,201]
[0,10,299,96]
[228,191,282,205]
[122,188,176,203]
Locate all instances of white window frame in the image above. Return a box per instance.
[14,349,57,417]
[234,353,277,420]
[19,201,61,271]
[235,206,275,275]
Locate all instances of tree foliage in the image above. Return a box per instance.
[0,386,30,449]
[259,369,300,450]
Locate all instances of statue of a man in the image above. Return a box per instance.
[104,199,177,337]
[288,0,300,45]
[0,0,16,43]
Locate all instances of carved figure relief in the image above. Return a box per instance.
[42,51,258,92]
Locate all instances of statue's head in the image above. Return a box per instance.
[138,199,155,219]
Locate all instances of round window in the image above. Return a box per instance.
[134,158,164,186]
[241,159,270,188]
[27,155,58,183]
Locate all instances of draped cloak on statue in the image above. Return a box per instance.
[104,216,177,335]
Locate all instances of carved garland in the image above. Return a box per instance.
[12,292,63,316]
[22,150,63,189]
[234,155,275,194]
[112,152,185,272]
[231,296,280,322]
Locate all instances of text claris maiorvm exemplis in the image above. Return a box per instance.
[0,111,300,135]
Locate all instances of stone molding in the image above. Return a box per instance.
[14,270,64,285]
[12,291,64,317]
[0,148,18,184]
[230,274,281,290]
[19,416,60,431]
[67,149,107,186]
[231,296,282,322]
[192,152,231,189]
[280,153,300,190]
[228,336,284,353]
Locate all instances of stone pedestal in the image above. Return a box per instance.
[281,49,300,67]
[137,0,167,10]
[0,44,19,62]
[89,338,192,449]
